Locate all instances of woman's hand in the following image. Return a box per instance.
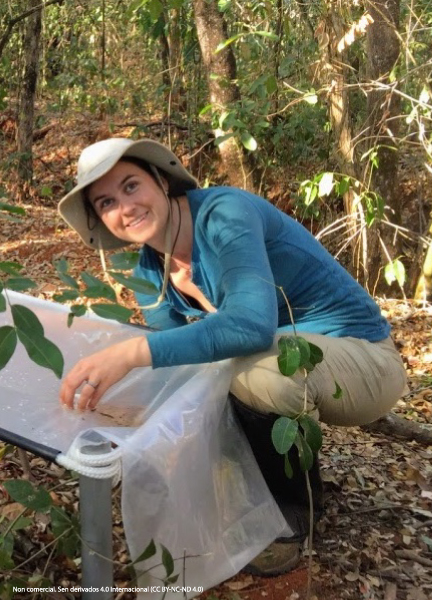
[59,336,152,410]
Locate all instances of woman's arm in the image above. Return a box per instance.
[59,335,152,410]
[147,192,279,367]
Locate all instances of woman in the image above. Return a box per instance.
[58,137,407,576]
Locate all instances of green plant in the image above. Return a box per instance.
[52,253,158,327]
[0,202,64,379]
[0,479,79,599]
[0,476,180,597]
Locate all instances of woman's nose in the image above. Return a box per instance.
[119,196,135,215]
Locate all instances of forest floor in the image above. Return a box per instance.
[0,120,432,600]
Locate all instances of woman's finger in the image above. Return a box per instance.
[76,380,101,411]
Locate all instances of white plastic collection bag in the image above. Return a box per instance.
[0,292,289,597]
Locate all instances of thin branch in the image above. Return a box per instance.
[0,0,63,59]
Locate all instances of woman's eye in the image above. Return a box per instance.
[99,198,113,211]
[125,181,138,194]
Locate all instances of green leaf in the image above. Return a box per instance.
[4,480,52,512]
[161,544,174,577]
[338,176,351,196]
[277,336,301,376]
[240,131,258,152]
[0,326,17,370]
[50,507,79,558]
[11,304,45,337]
[384,259,405,288]
[83,286,116,302]
[71,304,87,316]
[333,381,343,399]
[57,531,80,558]
[82,272,116,302]
[198,103,213,116]
[132,540,156,565]
[81,272,106,288]
[58,271,80,290]
[11,306,61,379]
[304,183,318,207]
[0,531,14,556]
[67,304,87,328]
[50,506,72,538]
[294,431,314,472]
[299,414,323,452]
[284,453,294,479]
[0,548,15,569]
[296,337,311,367]
[0,261,24,275]
[133,539,157,565]
[166,574,179,584]
[108,271,159,295]
[110,252,140,270]
[271,417,299,454]
[0,201,25,216]
[17,329,64,379]
[6,277,37,292]
[11,516,32,531]
[214,132,235,146]
[266,75,278,95]
[215,33,243,53]
[308,342,324,367]
[147,0,163,20]
[91,303,133,323]
[40,185,52,197]
[0,290,5,313]
[53,290,80,303]
[255,31,279,41]
[54,258,69,274]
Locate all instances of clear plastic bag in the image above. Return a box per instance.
[0,292,289,597]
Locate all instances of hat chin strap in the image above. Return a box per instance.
[137,165,172,309]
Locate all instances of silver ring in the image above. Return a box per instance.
[84,380,99,390]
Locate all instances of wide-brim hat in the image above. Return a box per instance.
[58,137,198,250]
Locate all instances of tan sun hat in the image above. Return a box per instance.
[58,137,198,250]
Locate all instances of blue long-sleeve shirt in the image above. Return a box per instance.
[134,187,390,369]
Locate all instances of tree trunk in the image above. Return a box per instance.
[167,8,186,110]
[193,0,255,191]
[364,0,401,289]
[318,6,367,282]
[414,216,432,302]
[17,0,42,186]
[158,16,171,89]
[272,0,284,114]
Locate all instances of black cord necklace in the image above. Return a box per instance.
[157,196,182,267]
[171,196,181,254]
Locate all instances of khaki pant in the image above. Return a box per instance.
[230,334,407,426]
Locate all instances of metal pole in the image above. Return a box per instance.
[79,431,114,600]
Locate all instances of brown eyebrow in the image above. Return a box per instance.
[92,174,136,208]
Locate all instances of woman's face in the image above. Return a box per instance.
[88,160,169,246]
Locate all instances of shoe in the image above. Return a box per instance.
[243,541,300,577]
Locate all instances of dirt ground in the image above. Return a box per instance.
[0,122,431,600]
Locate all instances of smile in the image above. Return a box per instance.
[126,212,149,228]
